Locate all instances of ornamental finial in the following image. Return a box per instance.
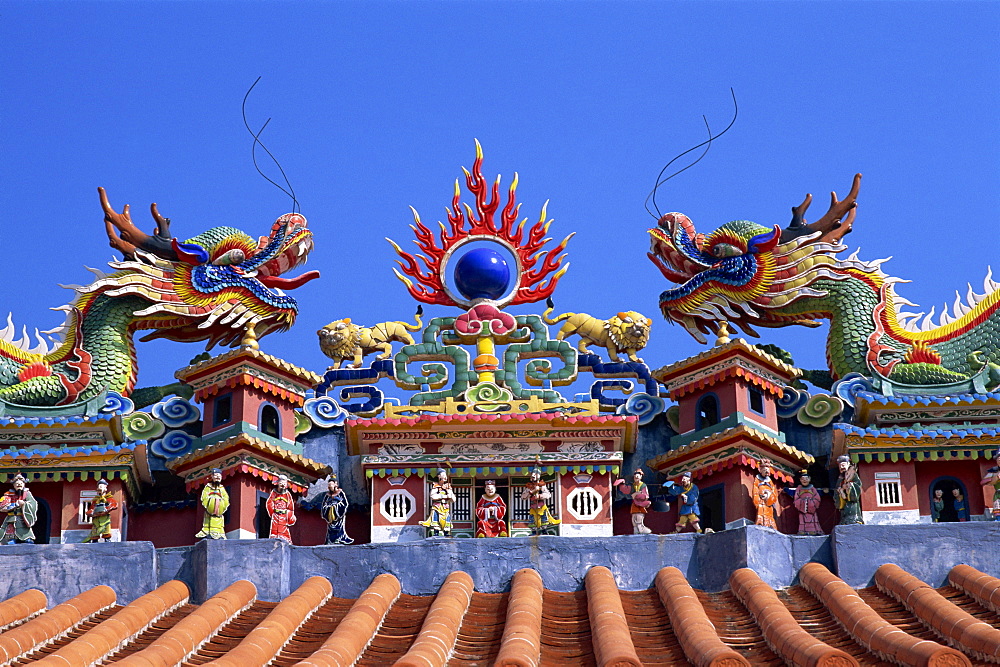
[241,326,260,350]
[715,321,731,346]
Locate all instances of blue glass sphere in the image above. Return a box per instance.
[454,247,511,300]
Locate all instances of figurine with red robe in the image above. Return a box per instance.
[1,473,38,544]
[788,470,822,535]
[84,479,118,542]
[266,474,297,544]
[475,480,508,538]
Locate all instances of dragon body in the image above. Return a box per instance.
[0,190,318,407]
[648,175,1000,388]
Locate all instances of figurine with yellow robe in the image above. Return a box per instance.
[420,468,457,537]
[196,468,229,540]
[521,466,560,535]
[84,479,118,542]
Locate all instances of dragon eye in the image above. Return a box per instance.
[711,243,742,258]
[335,323,346,330]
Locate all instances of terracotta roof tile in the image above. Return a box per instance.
[0,588,45,632]
[5,563,1000,665]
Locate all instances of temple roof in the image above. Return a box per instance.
[174,347,321,403]
[1,562,996,665]
[834,422,999,463]
[175,347,321,385]
[651,338,800,398]
[855,390,1000,407]
[166,432,330,493]
[648,421,814,482]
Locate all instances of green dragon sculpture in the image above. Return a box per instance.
[649,175,1000,390]
[0,188,319,407]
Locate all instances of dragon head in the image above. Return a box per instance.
[647,175,862,343]
[74,188,321,348]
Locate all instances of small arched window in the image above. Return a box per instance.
[696,394,720,430]
[260,405,281,438]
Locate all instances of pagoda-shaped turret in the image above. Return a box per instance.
[648,325,813,532]
[168,335,330,540]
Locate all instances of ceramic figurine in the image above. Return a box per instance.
[664,472,702,533]
[84,479,118,542]
[752,460,778,530]
[931,489,945,523]
[521,466,561,535]
[787,470,822,535]
[320,475,353,545]
[834,455,863,525]
[318,307,423,370]
[980,452,1000,520]
[196,468,229,540]
[0,473,38,544]
[420,468,457,537]
[613,468,652,534]
[542,304,652,364]
[266,474,297,543]
[475,479,508,538]
[952,488,969,521]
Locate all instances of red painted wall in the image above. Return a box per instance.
[59,479,126,534]
[558,472,611,525]
[914,460,986,516]
[677,374,780,434]
[371,475,425,527]
[128,506,199,547]
[858,460,919,513]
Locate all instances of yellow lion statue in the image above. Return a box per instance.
[543,300,651,363]
[318,307,423,369]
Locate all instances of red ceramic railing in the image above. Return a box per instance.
[729,567,858,667]
[394,571,475,667]
[202,576,332,667]
[0,588,46,632]
[32,580,189,667]
[949,564,1000,614]
[292,573,401,667]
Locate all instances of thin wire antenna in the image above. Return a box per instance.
[242,77,300,213]
[646,116,714,219]
[645,88,739,220]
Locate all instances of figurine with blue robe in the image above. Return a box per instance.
[663,471,702,533]
[320,475,353,545]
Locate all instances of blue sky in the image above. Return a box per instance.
[2,2,998,396]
